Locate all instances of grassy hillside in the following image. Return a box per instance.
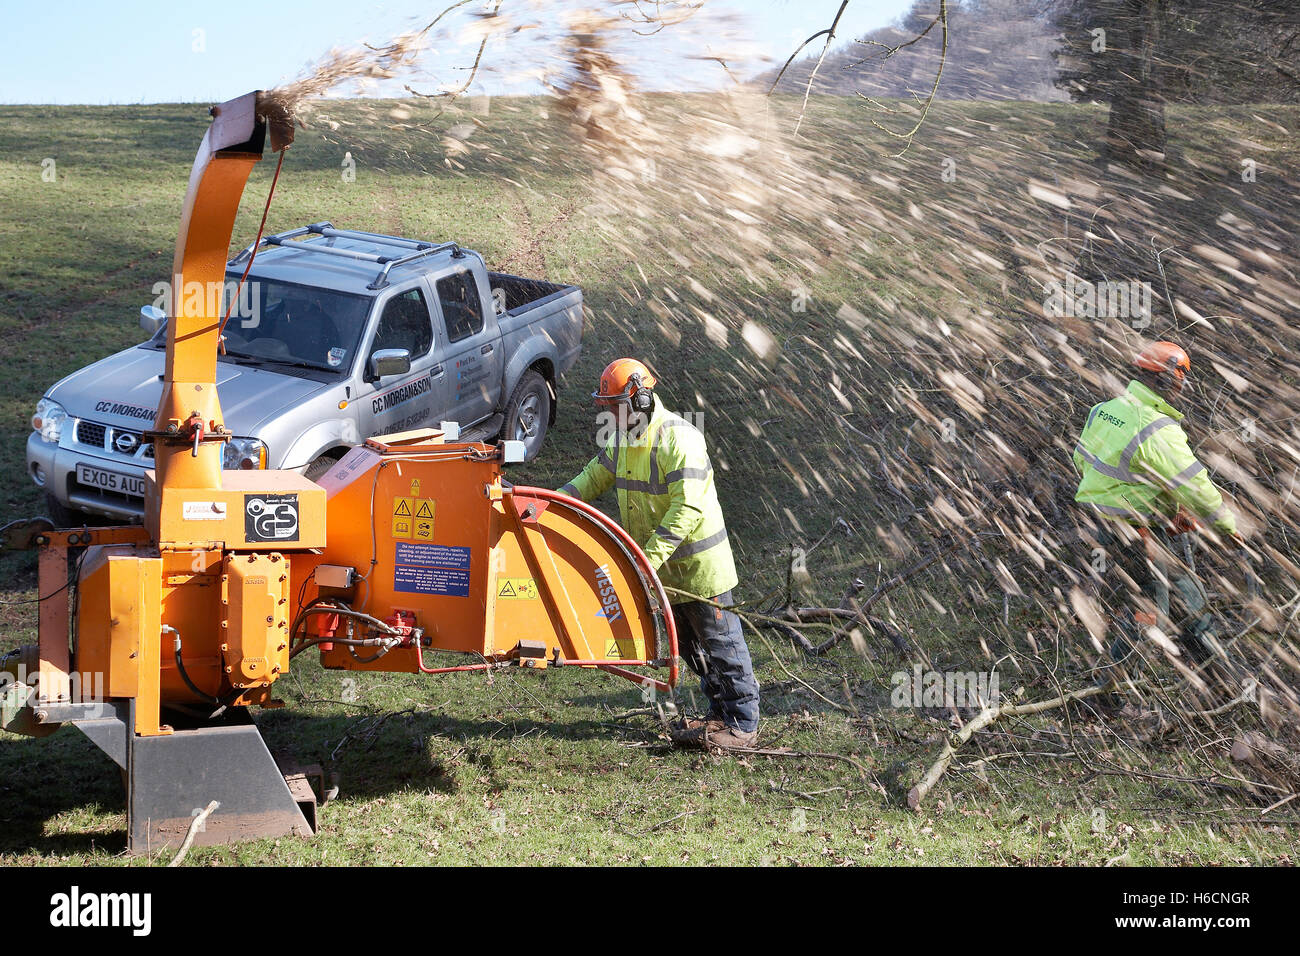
[0,95,1296,865]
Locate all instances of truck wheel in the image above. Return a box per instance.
[304,452,344,482]
[45,493,84,529]
[501,370,551,461]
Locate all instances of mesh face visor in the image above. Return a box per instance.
[592,385,634,405]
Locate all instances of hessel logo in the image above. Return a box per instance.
[594,564,624,624]
[49,886,151,936]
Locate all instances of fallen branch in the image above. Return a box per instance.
[169,800,220,867]
[807,536,972,656]
[907,683,1108,810]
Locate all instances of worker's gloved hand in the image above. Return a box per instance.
[1170,509,1199,534]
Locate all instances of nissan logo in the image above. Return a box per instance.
[113,431,139,454]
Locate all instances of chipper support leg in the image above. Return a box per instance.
[125,705,315,855]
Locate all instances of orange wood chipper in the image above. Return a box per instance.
[0,92,677,854]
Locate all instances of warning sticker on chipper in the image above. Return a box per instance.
[496,577,538,600]
[394,543,471,597]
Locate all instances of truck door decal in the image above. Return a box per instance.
[371,374,432,415]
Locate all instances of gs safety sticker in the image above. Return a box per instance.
[394,542,471,597]
[244,493,300,543]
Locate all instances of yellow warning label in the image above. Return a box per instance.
[496,577,538,600]
[605,638,638,660]
[392,497,414,538]
[392,497,436,540]
[410,478,421,497]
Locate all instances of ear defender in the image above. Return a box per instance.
[629,372,653,413]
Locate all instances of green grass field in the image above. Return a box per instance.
[0,96,1296,865]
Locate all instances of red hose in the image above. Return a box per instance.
[217,148,284,346]
[510,486,678,687]
[415,657,495,675]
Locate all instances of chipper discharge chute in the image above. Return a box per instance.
[0,92,676,854]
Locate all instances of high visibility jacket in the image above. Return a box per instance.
[559,396,738,599]
[1073,380,1236,535]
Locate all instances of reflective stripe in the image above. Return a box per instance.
[1165,459,1206,490]
[1074,443,1135,482]
[665,465,713,482]
[1078,416,1179,486]
[649,416,695,489]
[1118,416,1176,472]
[597,446,615,473]
[671,527,729,559]
[616,477,668,494]
[1208,504,1228,523]
[655,524,685,546]
[558,482,579,497]
[1084,405,1101,430]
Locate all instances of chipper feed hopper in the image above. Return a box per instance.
[0,92,677,854]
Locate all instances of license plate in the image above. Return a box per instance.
[76,463,146,498]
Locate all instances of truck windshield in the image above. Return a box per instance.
[146,277,372,373]
[219,277,371,371]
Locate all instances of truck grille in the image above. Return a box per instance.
[73,419,153,458]
[75,420,107,448]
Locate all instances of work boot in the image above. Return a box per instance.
[683,713,724,731]
[671,716,724,747]
[703,724,759,751]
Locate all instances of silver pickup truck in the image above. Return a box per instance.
[27,222,583,524]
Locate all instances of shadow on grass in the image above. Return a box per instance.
[0,727,126,856]
[1,705,639,856]
[254,707,660,803]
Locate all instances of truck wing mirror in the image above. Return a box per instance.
[369,348,412,379]
[140,304,166,336]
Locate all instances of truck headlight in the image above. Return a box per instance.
[32,398,68,444]
[224,437,267,470]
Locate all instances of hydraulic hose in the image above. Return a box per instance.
[164,625,221,707]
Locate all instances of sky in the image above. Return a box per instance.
[0,0,918,104]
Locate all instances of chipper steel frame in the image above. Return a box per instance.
[1,92,677,854]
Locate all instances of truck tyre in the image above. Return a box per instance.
[45,493,134,528]
[45,492,85,529]
[501,370,551,461]
[304,452,344,482]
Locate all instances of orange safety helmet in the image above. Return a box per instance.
[593,358,657,408]
[1134,340,1191,386]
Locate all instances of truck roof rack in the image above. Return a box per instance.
[229,221,465,290]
